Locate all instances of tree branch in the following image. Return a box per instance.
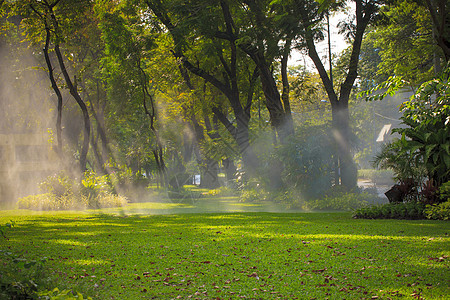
[212,107,237,139]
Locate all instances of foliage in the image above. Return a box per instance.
[40,172,75,199]
[38,287,92,299]
[272,190,305,210]
[372,141,427,187]
[80,170,114,208]
[17,172,127,210]
[0,250,90,300]
[0,250,50,299]
[0,220,14,240]
[0,211,448,299]
[305,190,378,211]
[239,187,270,203]
[353,202,426,220]
[204,186,237,197]
[167,187,202,203]
[362,65,450,203]
[393,69,450,187]
[439,181,450,201]
[369,0,439,85]
[424,201,450,221]
[17,193,84,211]
[276,124,335,200]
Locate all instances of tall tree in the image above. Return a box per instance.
[370,1,440,85]
[145,0,260,174]
[235,0,295,142]
[17,0,92,173]
[97,3,169,185]
[424,0,450,62]
[292,0,380,189]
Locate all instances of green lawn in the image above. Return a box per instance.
[0,205,449,299]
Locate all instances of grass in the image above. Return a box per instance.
[0,205,449,299]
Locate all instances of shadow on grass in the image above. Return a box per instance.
[1,210,449,299]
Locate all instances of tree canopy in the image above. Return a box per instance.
[0,0,446,206]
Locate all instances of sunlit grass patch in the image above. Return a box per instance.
[0,211,449,299]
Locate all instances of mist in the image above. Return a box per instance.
[0,4,404,215]
[0,31,398,212]
[0,35,58,207]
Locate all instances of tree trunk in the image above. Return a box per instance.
[424,0,450,62]
[332,104,357,189]
[299,0,375,190]
[46,3,90,173]
[211,107,258,175]
[54,45,90,173]
[148,0,259,176]
[222,158,236,183]
[281,38,293,123]
[43,22,63,158]
[90,128,107,175]
[240,47,294,143]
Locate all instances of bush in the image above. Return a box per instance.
[81,171,113,200]
[0,250,91,299]
[0,250,50,299]
[39,172,74,198]
[17,171,128,211]
[305,191,376,211]
[17,193,83,211]
[167,186,203,203]
[86,193,128,209]
[353,202,426,219]
[239,187,270,203]
[424,201,450,220]
[365,68,450,204]
[439,181,450,202]
[276,125,335,200]
[272,190,305,210]
[38,287,92,299]
[205,186,237,197]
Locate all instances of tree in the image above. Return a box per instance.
[17,0,93,173]
[370,1,441,85]
[235,0,295,142]
[145,0,261,175]
[97,2,168,185]
[423,0,450,62]
[292,0,380,189]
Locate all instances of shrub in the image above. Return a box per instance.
[17,171,127,211]
[276,125,335,200]
[0,250,51,299]
[0,250,91,299]
[272,190,305,210]
[17,193,85,211]
[39,172,74,198]
[81,171,113,200]
[205,186,237,197]
[424,201,450,220]
[439,181,450,201]
[167,187,202,203]
[306,192,375,211]
[38,288,92,299]
[353,202,426,219]
[239,187,270,203]
[85,193,128,209]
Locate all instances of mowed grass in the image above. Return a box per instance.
[0,208,449,299]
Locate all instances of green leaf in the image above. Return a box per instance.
[424,144,437,162]
[442,152,450,168]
